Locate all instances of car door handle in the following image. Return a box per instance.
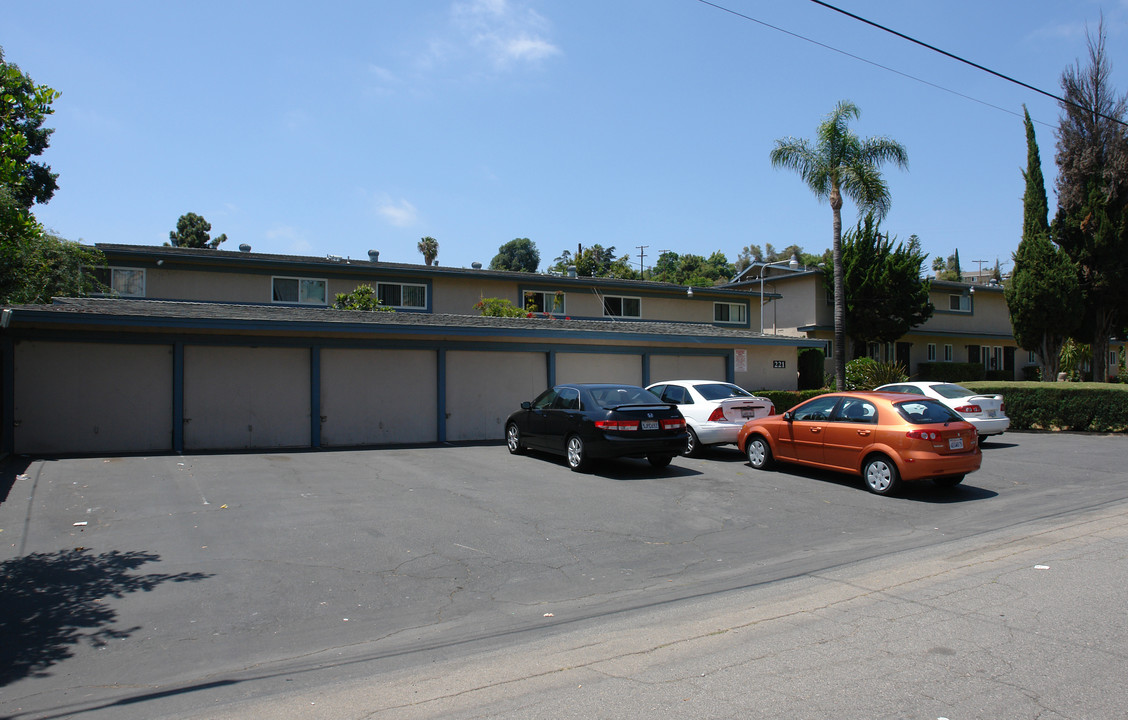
[810,427,822,434]
[856,429,871,436]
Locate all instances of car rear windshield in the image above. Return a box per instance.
[694,383,753,401]
[590,386,662,408]
[929,383,974,399]
[894,399,963,425]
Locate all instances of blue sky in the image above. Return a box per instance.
[5,1,1126,276]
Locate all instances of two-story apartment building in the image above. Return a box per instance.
[726,265,1028,379]
[1,244,823,456]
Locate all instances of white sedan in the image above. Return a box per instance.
[646,380,775,456]
[875,381,1010,436]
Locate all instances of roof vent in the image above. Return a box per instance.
[471,262,482,269]
[568,265,577,278]
[239,243,251,253]
[368,250,380,262]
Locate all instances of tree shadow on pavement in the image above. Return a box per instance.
[0,548,211,686]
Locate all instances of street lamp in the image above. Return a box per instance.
[759,254,800,334]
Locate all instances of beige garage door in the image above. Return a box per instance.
[649,355,727,383]
[183,346,310,450]
[13,341,173,455]
[320,348,438,446]
[555,352,642,385]
[445,351,546,442]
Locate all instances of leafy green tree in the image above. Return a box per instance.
[1052,21,1128,382]
[417,236,438,266]
[649,251,733,286]
[771,100,909,389]
[167,212,227,249]
[1,47,103,304]
[1007,110,1080,381]
[490,237,540,272]
[333,284,394,312]
[823,214,932,357]
[473,297,527,317]
[1,48,59,208]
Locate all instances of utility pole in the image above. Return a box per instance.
[636,245,648,275]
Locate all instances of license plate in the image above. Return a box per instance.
[641,420,659,431]
[741,409,755,418]
[987,410,997,417]
[949,437,964,450]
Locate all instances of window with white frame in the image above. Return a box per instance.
[1029,350,1037,363]
[1111,350,1119,368]
[714,302,747,324]
[948,294,971,312]
[927,343,937,361]
[272,276,327,305]
[524,289,565,314]
[90,267,146,297]
[944,344,953,362]
[603,295,641,318]
[377,282,427,309]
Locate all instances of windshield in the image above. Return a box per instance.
[589,385,662,408]
[895,399,963,425]
[694,383,753,401]
[930,383,974,399]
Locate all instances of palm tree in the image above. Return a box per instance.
[417,236,439,266]
[771,100,908,390]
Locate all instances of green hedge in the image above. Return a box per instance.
[753,382,1128,432]
[963,381,1128,433]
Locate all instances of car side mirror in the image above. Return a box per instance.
[782,411,793,421]
[521,401,531,410]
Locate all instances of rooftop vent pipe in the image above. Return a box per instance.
[369,250,380,262]
[239,243,251,252]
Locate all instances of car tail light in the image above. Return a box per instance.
[707,407,726,422]
[768,404,776,415]
[954,404,981,413]
[1001,401,1006,412]
[906,429,941,441]
[661,418,686,431]
[595,420,639,431]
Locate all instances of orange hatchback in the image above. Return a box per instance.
[736,392,982,495]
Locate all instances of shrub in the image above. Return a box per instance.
[963,381,1128,432]
[473,297,527,318]
[334,284,394,311]
[797,348,826,390]
[844,357,907,390]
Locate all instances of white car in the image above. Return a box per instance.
[646,380,775,456]
[875,381,1010,436]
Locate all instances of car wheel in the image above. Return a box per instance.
[683,428,701,457]
[746,435,772,470]
[933,474,964,488]
[566,435,590,472]
[647,454,673,468]
[506,422,525,455]
[863,455,900,495]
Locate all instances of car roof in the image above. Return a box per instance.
[647,379,735,386]
[559,383,645,390]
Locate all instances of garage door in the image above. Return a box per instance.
[320,348,437,446]
[445,351,546,442]
[555,352,642,385]
[183,346,310,451]
[649,355,726,383]
[13,341,173,455]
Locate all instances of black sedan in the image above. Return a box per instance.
[505,384,689,471]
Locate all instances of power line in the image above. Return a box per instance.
[805,0,1128,129]
[692,0,1106,129]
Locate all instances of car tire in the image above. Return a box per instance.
[933,474,964,488]
[746,435,772,470]
[683,428,701,457]
[506,422,525,455]
[863,455,901,495]
[566,435,590,472]
[647,454,673,468]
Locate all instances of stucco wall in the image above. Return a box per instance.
[556,352,643,385]
[649,354,726,382]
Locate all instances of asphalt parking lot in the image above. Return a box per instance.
[2,431,1127,719]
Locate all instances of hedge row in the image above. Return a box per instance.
[962,382,1128,433]
[752,383,1128,433]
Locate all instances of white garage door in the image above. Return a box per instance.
[183,346,310,450]
[555,352,642,385]
[320,348,438,446]
[13,341,173,455]
[649,355,727,383]
[445,351,547,442]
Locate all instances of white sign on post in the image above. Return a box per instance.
[734,349,747,373]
